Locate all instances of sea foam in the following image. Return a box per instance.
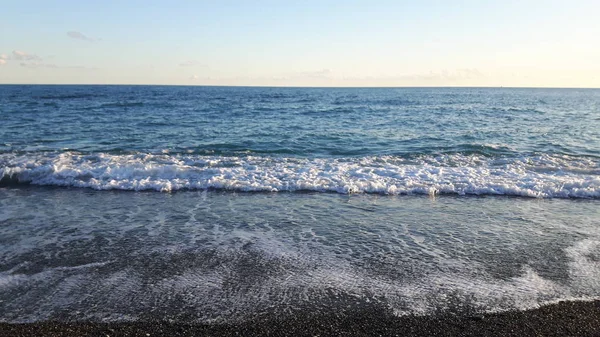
[1,152,598,198]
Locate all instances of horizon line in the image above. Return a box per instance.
[0,83,599,90]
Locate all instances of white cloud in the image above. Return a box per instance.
[67,31,99,42]
[19,62,93,70]
[179,60,205,67]
[338,69,486,84]
[189,74,199,80]
[12,50,42,61]
[301,68,332,78]
[403,69,485,82]
[7,49,94,69]
[272,69,334,81]
[20,62,57,69]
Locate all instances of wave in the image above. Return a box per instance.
[1,152,599,198]
[35,93,100,100]
[98,102,145,108]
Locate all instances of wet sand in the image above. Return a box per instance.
[1,300,599,337]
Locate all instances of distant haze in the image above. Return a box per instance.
[1,0,599,87]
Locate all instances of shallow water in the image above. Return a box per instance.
[1,187,598,322]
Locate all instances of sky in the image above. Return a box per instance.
[1,0,599,87]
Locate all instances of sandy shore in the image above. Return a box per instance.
[1,300,599,337]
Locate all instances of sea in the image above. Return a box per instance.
[0,85,599,323]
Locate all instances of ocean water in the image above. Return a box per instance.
[0,85,599,322]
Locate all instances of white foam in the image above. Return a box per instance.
[1,152,599,198]
[565,239,600,295]
[2,236,600,323]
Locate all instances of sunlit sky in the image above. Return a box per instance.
[1,0,599,87]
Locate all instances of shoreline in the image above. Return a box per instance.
[2,300,599,337]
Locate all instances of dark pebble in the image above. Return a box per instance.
[1,300,600,337]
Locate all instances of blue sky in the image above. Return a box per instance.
[1,0,599,86]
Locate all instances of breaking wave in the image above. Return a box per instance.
[1,152,599,198]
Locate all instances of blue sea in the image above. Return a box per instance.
[0,85,599,322]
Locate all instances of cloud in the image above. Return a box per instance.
[179,60,205,67]
[12,50,42,61]
[457,68,485,79]
[5,50,92,69]
[67,31,99,42]
[301,68,332,78]
[403,69,485,82]
[339,69,486,84]
[189,74,199,80]
[19,62,94,70]
[20,62,57,69]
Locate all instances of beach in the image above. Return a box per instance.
[2,300,599,336]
